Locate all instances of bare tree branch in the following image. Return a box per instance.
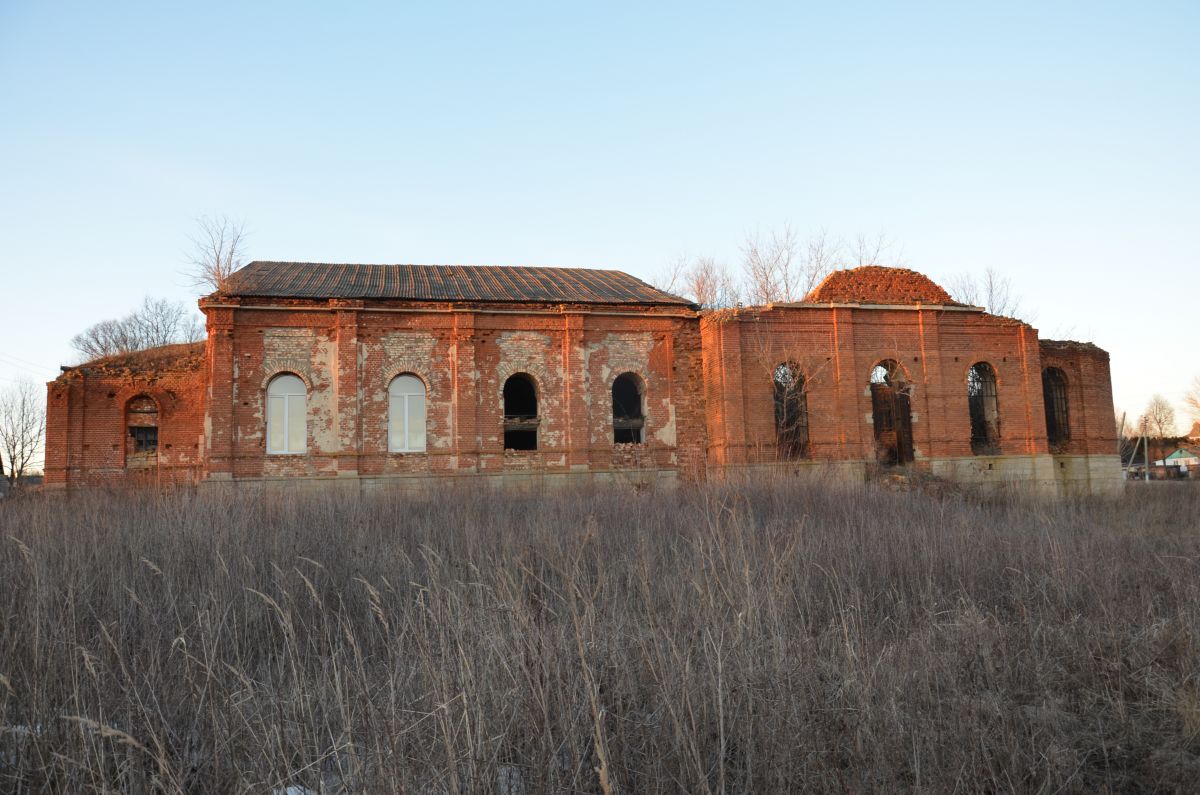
[945,267,1025,318]
[189,214,247,293]
[1137,394,1178,439]
[652,255,741,309]
[846,231,904,268]
[662,227,907,308]
[1185,376,1200,424]
[71,296,204,361]
[0,380,45,486]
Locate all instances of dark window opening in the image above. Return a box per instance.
[773,362,809,460]
[968,362,1001,455]
[1042,367,1070,452]
[612,373,645,444]
[125,395,159,465]
[870,360,914,466]
[503,374,539,451]
[129,426,158,453]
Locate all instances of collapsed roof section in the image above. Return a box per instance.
[803,266,965,306]
[55,342,206,381]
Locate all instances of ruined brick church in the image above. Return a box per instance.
[44,262,1121,494]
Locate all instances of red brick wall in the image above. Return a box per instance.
[1039,341,1118,456]
[200,297,704,482]
[702,304,1071,466]
[44,344,208,488]
[44,292,1118,489]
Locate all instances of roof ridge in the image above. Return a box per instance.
[221,261,694,306]
[247,260,628,272]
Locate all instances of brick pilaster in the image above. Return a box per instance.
[202,302,237,479]
[332,301,362,476]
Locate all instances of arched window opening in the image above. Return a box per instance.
[267,374,307,455]
[612,373,645,444]
[1042,367,1070,452]
[126,395,158,467]
[503,373,538,451]
[388,374,427,452]
[869,359,914,466]
[968,362,1001,455]
[773,362,809,460]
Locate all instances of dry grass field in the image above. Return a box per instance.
[1,478,1199,793]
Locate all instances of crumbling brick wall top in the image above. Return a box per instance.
[804,266,962,306]
[1039,339,1109,358]
[54,341,206,381]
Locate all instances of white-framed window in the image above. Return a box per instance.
[388,374,427,452]
[267,374,307,454]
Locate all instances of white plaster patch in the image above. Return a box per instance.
[307,336,337,452]
[653,402,678,446]
[263,328,318,384]
[378,332,438,377]
[496,331,553,378]
[593,332,655,384]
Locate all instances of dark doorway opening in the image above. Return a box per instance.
[870,361,914,466]
[773,362,809,460]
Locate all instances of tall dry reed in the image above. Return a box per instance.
[1,478,1198,793]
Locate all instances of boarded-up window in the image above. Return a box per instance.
[267,374,307,454]
[773,362,809,460]
[968,362,1001,455]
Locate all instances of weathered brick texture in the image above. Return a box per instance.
[44,266,1119,493]
[703,305,1063,465]
[44,343,207,487]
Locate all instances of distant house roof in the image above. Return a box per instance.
[804,266,963,306]
[218,262,694,307]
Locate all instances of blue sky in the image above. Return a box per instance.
[2,1,1197,461]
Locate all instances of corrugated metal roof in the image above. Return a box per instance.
[221,262,694,306]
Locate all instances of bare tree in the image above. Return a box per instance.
[846,231,904,268]
[945,267,1024,318]
[741,226,847,305]
[71,297,204,361]
[0,380,45,487]
[1186,376,1200,423]
[655,255,741,309]
[661,227,906,308]
[1138,394,1178,440]
[742,226,799,305]
[189,214,247,292]
[684,257,741,309]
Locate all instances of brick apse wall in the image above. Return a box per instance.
[701,305,1120,493]
[43,265,1122,494]
[44,343,208,487]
